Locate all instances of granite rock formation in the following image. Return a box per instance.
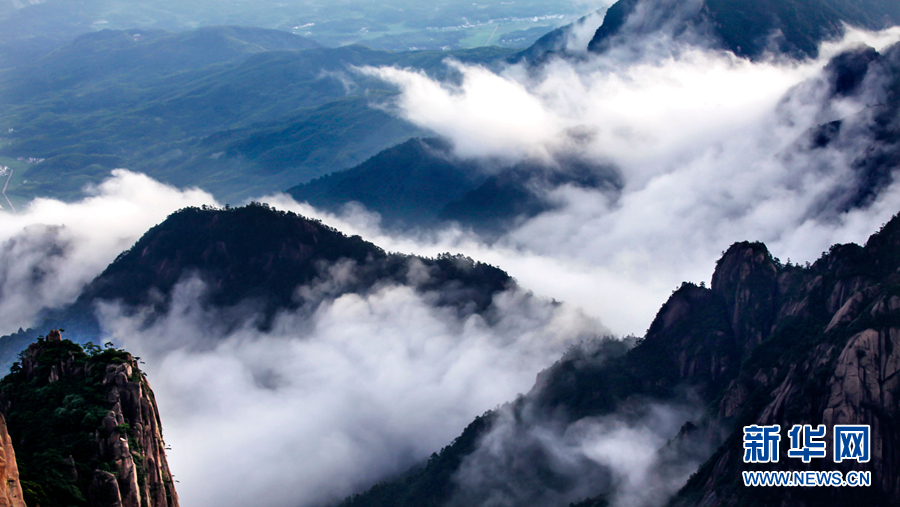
[0,413,25,507]
[0,330,178,507]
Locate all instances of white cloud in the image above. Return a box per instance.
[290,27,900,335]
[447,395,708,507]
[0,169,215,334]
[97,276,600,507]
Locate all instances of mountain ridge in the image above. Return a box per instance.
[0,203,515,365]
[338,210,900,507]
[587,0,900,59]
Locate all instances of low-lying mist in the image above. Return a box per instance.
[448,395,711,507]
[0,170,214,335]
[97,273,600,507]
[318,25,900,335]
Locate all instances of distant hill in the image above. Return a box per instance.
[287,138,485,228]
[288,137,621,233]
[0,28,517,203]
[3,26,319,96]
[588,0,900,59]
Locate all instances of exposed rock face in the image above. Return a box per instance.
[341,212,900,507]
[587,0,900,59]
[0,331,178,507]
[91,359,178,507]
[0,414,25,507]
[710,242,778,353]
[669,217,900,506]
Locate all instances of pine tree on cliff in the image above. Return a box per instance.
[0,330,179,507]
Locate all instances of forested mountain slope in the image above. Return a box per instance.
[340,210,900,507]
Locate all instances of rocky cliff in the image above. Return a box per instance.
[587,0,900,59]
[0,330,178,507]
[0,413,25,507]
[671,221,900,505]
[340,212,900,507]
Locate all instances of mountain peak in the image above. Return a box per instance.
[588,0,900,59]
[1,332,179,507]
[711,241,778,352]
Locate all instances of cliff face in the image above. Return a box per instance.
[670,220,900,505]
[0,414,25,507]
[340,212,900,507]
[587,0,900,59]
[0,330,178,507]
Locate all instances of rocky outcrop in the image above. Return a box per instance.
[0,414,25,507]
[337,212,900,507]
[669,216,900,506]
[90,358,178,507]
[710,242,779,353]
[0,330,178,507]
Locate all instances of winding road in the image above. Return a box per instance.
[1,166,16,214]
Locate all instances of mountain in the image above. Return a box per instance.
[288,137,622,233]
[0,413,25,507]
[511,23,574,64]
[798,42,900,211]
[509,10,604,64]
[588,0,900,59]
[0,329,178,507]
[287,138,485,228]
[0,203,514,360]
[73,203,510,313]
[0,28,517,203]
[339,209,900,507]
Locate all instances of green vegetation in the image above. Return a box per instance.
[0,333,144,507]
[0,27,522,202]
[0,0,584,57]
[341,211,900,507]
[590,0,900,58]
